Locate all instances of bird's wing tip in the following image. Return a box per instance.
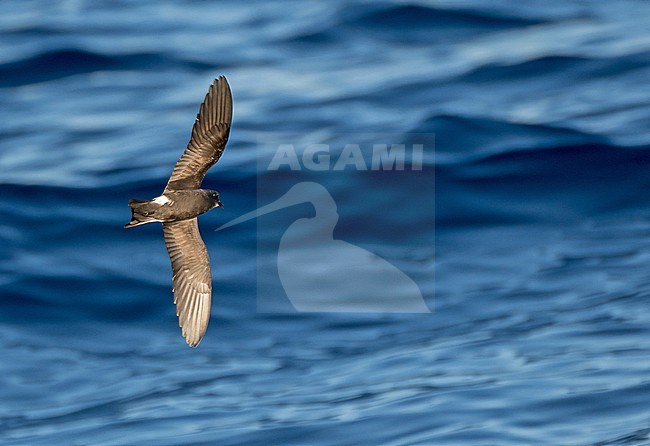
[214,75,228,86]
[185,334,202,347]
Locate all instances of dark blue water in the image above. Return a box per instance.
[1,1,650,444]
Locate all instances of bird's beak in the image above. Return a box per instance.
[217,200,224,209]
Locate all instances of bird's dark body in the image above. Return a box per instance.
[126,189,221,227]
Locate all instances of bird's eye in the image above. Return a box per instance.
[212,193,217,198]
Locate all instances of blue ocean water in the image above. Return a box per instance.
[1,1,650,444]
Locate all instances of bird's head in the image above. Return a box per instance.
[205,190,223,209]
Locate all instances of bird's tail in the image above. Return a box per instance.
[124,199,157,228]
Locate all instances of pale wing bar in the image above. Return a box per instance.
[165,76,233,192]
[163,218,212,347]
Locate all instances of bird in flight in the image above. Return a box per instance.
[124,76,232,347]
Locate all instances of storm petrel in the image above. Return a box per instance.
[125,76,232,347]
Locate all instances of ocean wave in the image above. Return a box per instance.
[458,51,650,84]
[0,48,217,87]
[436,142,650,227]
[285,3,547,46]
[343,3,545,30]
[413,113,604,162]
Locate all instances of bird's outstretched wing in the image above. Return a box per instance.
[165,76,233,192]
[163,218,212,347]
